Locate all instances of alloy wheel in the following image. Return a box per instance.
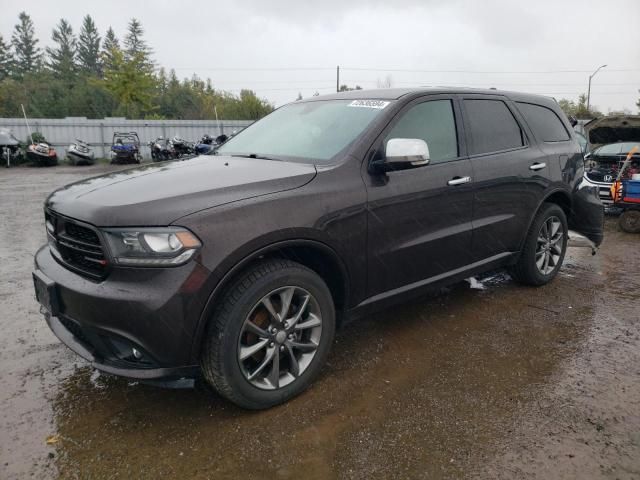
[535,216,564,275]
[238,286,323,390]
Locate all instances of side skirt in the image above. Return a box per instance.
[346,252,516,322]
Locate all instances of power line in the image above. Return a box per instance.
[171,66,335,71]
[349,81,640,87]
[167,66,640,74]
[207,79,337,85]
[179,79,639,87]
[342,67,640,74]
[218,86,635,95]
[222,86,336,92]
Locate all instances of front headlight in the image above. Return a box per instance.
[103,227,202,267]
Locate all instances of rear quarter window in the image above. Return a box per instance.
[516,102,570,142]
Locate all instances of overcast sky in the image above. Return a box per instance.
[1,0,639,111]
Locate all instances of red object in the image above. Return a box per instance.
[623,197,640,204]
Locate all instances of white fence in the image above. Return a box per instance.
[0,117,254,160]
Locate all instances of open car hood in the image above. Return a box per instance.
[585,115,640,150]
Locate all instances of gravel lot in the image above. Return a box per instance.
[1,165,639,479]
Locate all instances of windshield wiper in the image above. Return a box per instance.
[230,153,281,161]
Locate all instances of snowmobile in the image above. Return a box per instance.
[67,139,94,165]
[26,142,58,167]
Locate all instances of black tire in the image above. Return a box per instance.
[201,259,335,409]
[510,203,568,286]
[619,209,640,233]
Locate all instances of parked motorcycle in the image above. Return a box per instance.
[194,134,216,155]
[67,139,94,165]
[149,136,175,162]
[170,135,195,158]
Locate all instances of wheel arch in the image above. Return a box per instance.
[543,190,572,218]
[517,188,572,253]
[191,238,350,361]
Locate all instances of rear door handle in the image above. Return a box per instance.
[447,176,471,186]
[529,162,547,171]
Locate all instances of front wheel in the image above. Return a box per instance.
[510,203,568,286]
[201,259,335,409]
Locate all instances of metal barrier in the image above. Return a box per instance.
[0,117,253,160]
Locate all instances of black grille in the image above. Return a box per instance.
[46,210,108,280]
[64,222,101,245]
[585,168,616,183]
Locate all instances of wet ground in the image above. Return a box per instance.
[1,165,639,479]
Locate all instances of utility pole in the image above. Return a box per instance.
[336,65,340,93]
[587,64,607,114]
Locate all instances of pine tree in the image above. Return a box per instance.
[11,11,42,76]
[101,27,120,74]
[77,15,101,76]
[123,18,153,70]
[46,19,77,79]
[0,34,14,80]
[157,67,168,92]
[102,48,156,118]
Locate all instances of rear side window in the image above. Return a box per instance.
[516,102,570,142]
[463,99,525,155]
[385,100,458,163]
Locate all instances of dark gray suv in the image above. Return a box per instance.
[33,88,603,409]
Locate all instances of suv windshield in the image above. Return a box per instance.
[593,142,640,156]
[216,99,393,163]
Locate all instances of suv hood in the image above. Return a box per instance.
[585,115,640,150]
[46,155,317,226]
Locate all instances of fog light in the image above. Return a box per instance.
[132,348,142,359]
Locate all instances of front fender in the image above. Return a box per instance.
[189,235,350,363]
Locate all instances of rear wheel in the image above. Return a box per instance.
[619,209,640,233]
[510,203,568,286]
[201,259,335,409]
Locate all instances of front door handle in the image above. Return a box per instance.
[529,162,547,171]
[447,176,471,186]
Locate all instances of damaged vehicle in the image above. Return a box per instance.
[610,146,640,233]
[580,115,640,204]
[33,88,603,409]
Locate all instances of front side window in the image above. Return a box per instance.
[516,102,570,142]
[463,99,525,155]
[384,100,458,163]
[216,99,392,163]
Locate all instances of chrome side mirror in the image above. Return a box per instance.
[385,138,430,168]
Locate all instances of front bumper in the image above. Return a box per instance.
[34,245,210,381]
[43,309,198,381]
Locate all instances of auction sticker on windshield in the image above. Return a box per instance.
[348,100,390,109]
